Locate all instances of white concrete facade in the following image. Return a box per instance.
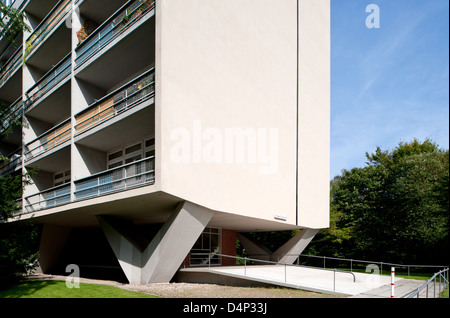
[1,0,330,283]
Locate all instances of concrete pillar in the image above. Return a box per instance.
[98,201,214,284]
[272,229,318,264]
[236,233,272,262]
[237,229,318,265]
[38,224,71,273]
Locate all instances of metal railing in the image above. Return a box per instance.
[75,68,155,135]
[0,148,21,177]
[23,0,72,59]
[0,96,23,132]
[24,118,71,162]
[24,53,71,110]
[190,250,221,266]
[293,253,448,278]
[74,0,155,68]
[74,156,155,201]
[189,253,356,293]
[24,183,71,213]
[403,268,449,298]
[0,44,22,87]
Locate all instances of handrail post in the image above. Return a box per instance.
[244,258,247,276]
[333,269,336,292]
[434,276,436,298]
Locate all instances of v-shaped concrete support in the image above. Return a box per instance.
[237,229,318,265]
[98,201,214,284]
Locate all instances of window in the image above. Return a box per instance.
[190,227,222,266]
[54,169,71,187]
[106,137,155,169]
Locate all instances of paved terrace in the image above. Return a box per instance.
[179,265,425,297]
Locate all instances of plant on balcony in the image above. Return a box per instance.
[76,19,97,45]
[23,34,36,64]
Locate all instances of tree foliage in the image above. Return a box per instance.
[0,3,39,290]
[305,139,449,265]
[0,2,30,42]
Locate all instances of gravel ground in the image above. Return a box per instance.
[29,274,341,298]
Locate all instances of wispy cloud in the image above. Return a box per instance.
[330,0,449,178]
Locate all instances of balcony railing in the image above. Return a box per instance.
[74,0,155,68]
[24,183,71,213]
[24,118,71,162]
[75,68,155,135]
[0,96,23,133]
[23,0,72,60]
[0,44,22,88]
[74,156,155,201]
[0,148,21,177]
[24,53,71,111]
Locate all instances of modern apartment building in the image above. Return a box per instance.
[0,0,330,284]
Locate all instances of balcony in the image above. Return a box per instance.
[74,156,155,201]
[75,68,155,136]
[23,0,72,62]
[24,118,71,163]
[74,0,155,69]
[0,44,22,90]
[0,96,23,134]
[24,53,71,112]
[0,148,21,177]
[24,183,71,213]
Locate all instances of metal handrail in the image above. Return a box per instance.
[74,68,155,135]
[24,0,72,59]
[0,148,21,176]
[74,0,155,68]
[0,96,23,132]
[74,156,155,201]
[0,44,22,87]
[403,268,449,298]
[24,117,71,162]
[24,53,71,110]
[293,253,449,278]
[24,183,71,212]
[190,253,356,292]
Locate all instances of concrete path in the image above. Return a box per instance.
[179,265,427,298]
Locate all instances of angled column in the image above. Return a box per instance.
[271,229,318,264]
[98,201,214,284]
[237,229,318,265]
[236,233,272,261]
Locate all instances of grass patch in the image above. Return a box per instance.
[0,280,160,298]
[441,286,449,298]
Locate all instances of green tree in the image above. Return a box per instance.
[0,3,39,290]
[305,139,449,265]
[0,2,30,42]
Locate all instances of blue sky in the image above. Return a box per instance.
[330,0,449,178]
